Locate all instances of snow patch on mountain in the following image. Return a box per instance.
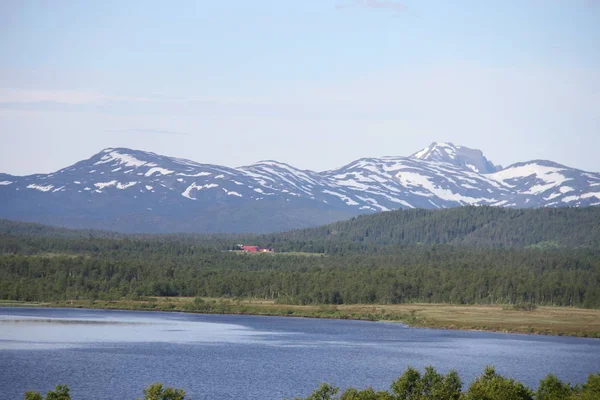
[412,146,430,159]
[182,183,219,200]
[490,164,568,185]
[117,182,137,189]
[95,181,118,189]
[488,163,574,199]
[562,195,579,203]
[93,181,138,190]
[27,184,54,192]
[177,172,211,177]
[322,190,359,206]
[94,150,147,168]
[221,188,243,197]
[581,192,600,200]
[145,167,174,177]
[396,171,490,204]
[466,164,479,173]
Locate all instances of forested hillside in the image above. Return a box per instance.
[0,219,123,239]
[2,207,599,308]
[256,206,600,252]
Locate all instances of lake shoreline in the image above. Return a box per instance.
[1,298,599,339]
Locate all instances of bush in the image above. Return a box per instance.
[23,371,600,400]
[465,366,534,400]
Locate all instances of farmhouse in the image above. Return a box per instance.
[237,245,274,253]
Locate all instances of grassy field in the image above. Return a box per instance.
[2,297,599,338]
[230,250,326,257]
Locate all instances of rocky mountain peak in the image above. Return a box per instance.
[410,142,501,174]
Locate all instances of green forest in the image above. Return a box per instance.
[1,206,599,308]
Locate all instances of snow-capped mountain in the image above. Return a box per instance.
[1,142,599,233]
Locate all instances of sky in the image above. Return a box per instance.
[1,0,599,175]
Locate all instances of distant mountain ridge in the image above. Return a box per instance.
[1,142,599,233]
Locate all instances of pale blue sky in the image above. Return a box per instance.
[1,0,599,174]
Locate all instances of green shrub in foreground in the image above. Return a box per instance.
[294,366,600,400]
[22,367,600,400]
[23,383,185,400]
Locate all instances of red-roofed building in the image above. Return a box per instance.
[237,245,274,253]
[240,245,259,253]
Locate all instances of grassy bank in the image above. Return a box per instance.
[2,297,599,338]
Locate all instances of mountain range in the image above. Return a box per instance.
[1,142,599,233]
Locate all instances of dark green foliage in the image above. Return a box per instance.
[390,366,462,400]
[391,367,422,399]
[572,374,600,400]
[465,366,534,400]
[1,206,600,308]
[298,367,600,400]
[249,206,600,251]
[1,234,599,307]
[45,385,71,400]
[340,387,394,399]
[298,383,339,400]
[537,375,573,400]
[24,385,70,400]
[0,219,123,239]
[139,383,185,400]
[22,371,600,399]
[582,373,600,393]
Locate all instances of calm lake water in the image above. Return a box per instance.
[1,307,599,400]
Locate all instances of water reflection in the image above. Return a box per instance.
[0,310,287,350]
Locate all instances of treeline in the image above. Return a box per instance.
[1,235,599,307]
[23,367,600,400]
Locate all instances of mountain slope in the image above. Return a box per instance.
[0,143,598,233]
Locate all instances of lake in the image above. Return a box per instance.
[1,307,599,399]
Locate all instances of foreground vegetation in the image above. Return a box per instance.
[23,366,600,400]
[294,366,600,400]
[25,383,184,400]
[6,297,600,338]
